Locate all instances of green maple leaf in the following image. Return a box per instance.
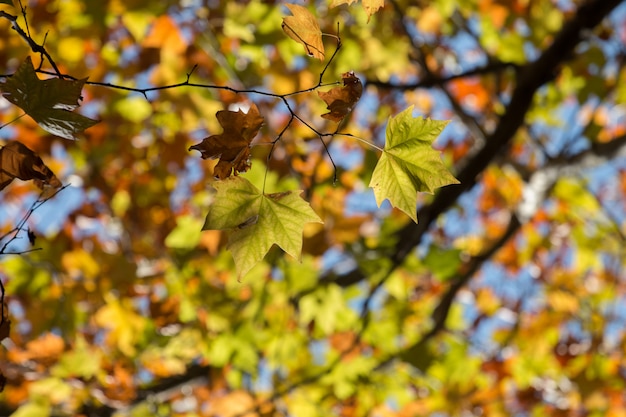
[204,177,322,278]
[0,56,98,140]
[369,105,459,223]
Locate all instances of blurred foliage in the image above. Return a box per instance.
[1,0,626,416]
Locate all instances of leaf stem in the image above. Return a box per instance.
[336,132,384,152]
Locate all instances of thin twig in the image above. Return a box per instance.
[0,185,69,255]
[0,10,63,78]
[0,113,27,130]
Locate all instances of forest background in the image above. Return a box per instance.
[1,0,626,416]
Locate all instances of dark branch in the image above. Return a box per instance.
[365,61,519,91]
[329,0,626,288]
[0,10,63,78]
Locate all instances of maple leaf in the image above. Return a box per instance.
[282,4,325,60]
[0,319,9,341]
[329,0,385,21]
[369,106,459,223]
[203,177,323,278]
[0,140,62,191]
[0,56,98,140]
[189,104,264,180]
[318,71,363,122]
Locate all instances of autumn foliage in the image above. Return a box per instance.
[1,0,626,416]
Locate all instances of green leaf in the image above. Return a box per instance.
[0,0,14,6]
[329,0,385,21]
[164,215,203,249]
[51,336,102,379]
[422,246,462,282]
[399,343,437,372]
[369,105,459,222]
[9,399,51,417]
[0,56,98,140]
[203,177,323,278]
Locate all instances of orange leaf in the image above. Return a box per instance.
[318,71,363,122]
[24,332,65,363]
[0,141,62,191]
[142,15,187,54]
[450,78,491,111]
[188,104,264,179]
[282,4,325,60]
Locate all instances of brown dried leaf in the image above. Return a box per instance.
[188,104,264,180]
[318,71,363,122]
[0,141,62,191]
[282,4,325,60]
[0,320,10,341]
[0,56,99,140]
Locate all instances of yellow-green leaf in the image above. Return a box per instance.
[329,0,384,21]
[203,177,322,278]
[369,106,459,222]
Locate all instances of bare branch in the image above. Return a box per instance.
[328,0,626,288]
[366,61,519,91]
[0,10,63,78]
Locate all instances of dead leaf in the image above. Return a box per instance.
[188,104,264,180]
[318,71,363,122]
[27,228,36,245]
[0,319,10,341]
[0,140,62,191]
[0,56,99,140]
[282,4,325,60]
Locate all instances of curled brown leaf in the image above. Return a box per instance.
[0,140,62,191]
[188,104,264,180]
[318,71,363,122]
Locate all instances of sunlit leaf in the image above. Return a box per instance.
[0,56,98,140]
[282,4,325,60]
[369,106,459,222]
[94,295,149,356]
[164,215,203,249]
[329,0,384,21]
[51,336,102,379]
[203,177,322,278]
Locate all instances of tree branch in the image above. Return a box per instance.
[365,61,518,91]
[399,131,626,365]
[0,10,63,78]
[330,0,626,288]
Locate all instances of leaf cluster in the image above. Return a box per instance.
[1,0,625,416]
